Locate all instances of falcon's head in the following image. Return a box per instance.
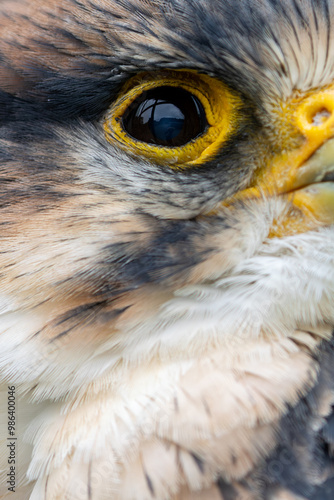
[0,1,333,499]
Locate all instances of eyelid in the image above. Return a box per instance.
[103,70,243,168]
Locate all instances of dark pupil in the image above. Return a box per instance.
[122,86,208,147]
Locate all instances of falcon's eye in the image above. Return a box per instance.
[122,86,208,147]
[104,71,243,168]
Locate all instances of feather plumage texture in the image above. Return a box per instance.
[0,0,333,499]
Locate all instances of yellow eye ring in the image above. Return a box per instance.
[103,70,242,168]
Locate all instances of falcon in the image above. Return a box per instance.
[0,0,333,499]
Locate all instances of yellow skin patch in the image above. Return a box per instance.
[103,70,243,167]
[226,85,334,236]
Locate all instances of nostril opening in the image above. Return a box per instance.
[310,107,331,125]
[297,95,334,132]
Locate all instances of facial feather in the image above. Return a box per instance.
[0,0,333,499]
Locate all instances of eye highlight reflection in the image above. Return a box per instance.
[122,86,208,147]
[104,70,243,168]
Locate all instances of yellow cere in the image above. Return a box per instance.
[223,83,334,237]
[103,70,243,168]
